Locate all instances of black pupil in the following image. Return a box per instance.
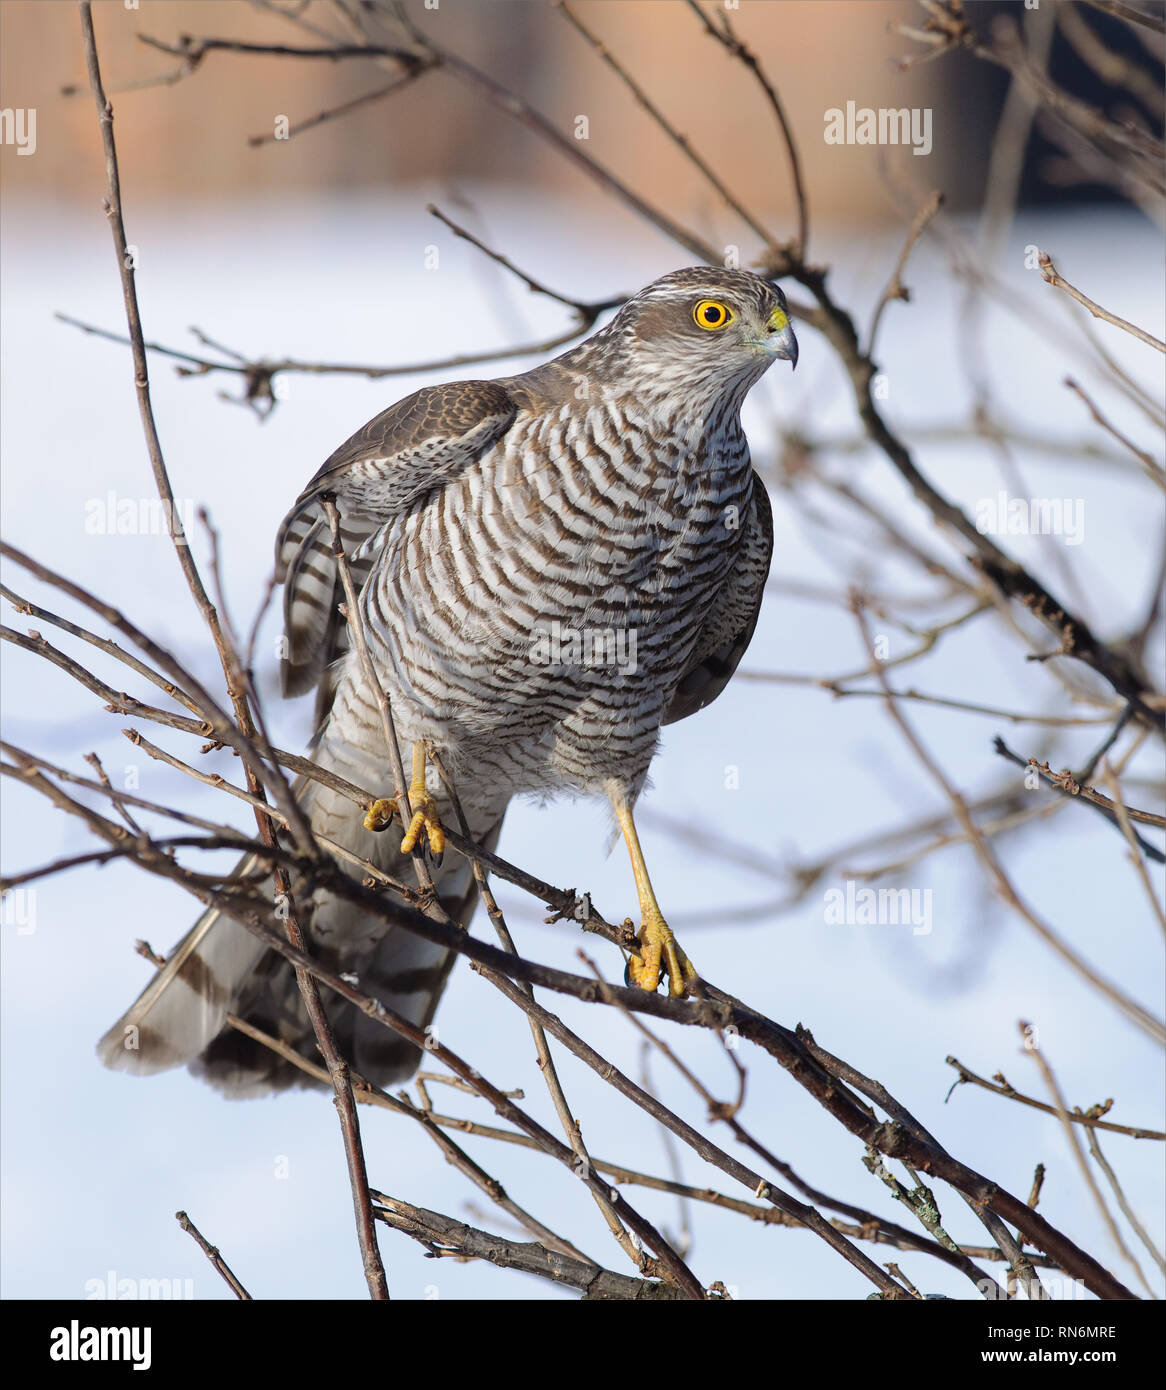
[704,305,722,324]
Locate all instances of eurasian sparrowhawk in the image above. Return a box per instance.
[98,266,798,1094]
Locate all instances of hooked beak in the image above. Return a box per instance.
[763,304,798,369]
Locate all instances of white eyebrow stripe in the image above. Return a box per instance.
[644,286,755,304]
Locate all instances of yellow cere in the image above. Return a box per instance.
[766,304,789,334]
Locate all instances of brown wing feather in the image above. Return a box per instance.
[274,380,517,702]
[663,475,773,726]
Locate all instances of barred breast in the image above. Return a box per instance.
[329,393,755,800]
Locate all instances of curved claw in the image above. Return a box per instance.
[400,791,446,860]
[363,797,398,834]
[627,911,697,998]
[364,743,446,861]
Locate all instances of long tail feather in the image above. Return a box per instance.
[96,856,268,1076]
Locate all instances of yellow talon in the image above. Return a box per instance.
[626,908,696,998]
[363,797,398,834]
[400,792,445,857]
[608,783,697,998]
[362,745,446,857]
[397,742,446,858]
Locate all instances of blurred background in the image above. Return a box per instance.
[8,0,988,215]
[1,0,1163,1304]
[5,0,1159,217]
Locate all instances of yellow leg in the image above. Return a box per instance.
[362,742,446,858]
[609,786,696,998]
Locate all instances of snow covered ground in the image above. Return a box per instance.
[2,187,1162,1300]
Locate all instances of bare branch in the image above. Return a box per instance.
[175,1211,252,1300]
[867,190,945,354]
[684,0,808,260]
[848,601,1162,1042]
[1063,376,1166,491]
[945,1056,1165,1141]
[1082,1,1166,36]
[1040,252,1166,353]
[371,1197,689,1300]
[1019,1022,1155,1298]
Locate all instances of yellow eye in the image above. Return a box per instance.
[693,299,733,331]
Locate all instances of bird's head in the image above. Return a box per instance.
[602,266,797,409]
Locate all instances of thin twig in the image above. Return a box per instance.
[1082,1,1166,37]
[993,735,1165,864]
[556,1,773,244]
[174,1211,252,1300]
[850,599,1163,1042]
[371,1197,689,1300]
[684,0,808,259]
[1098,758,1166,936]
[1064,376,1165,492]
[1082,1122,1166,1279]
[945,1056,1165,1141]
[867,190,945,353]
[1039,251,1166,353]
[1019,1022,1154,1298]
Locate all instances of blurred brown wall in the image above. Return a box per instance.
[1,0,970,225]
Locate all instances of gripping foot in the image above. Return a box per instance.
[625,909,697,998]
[363,743,446,861]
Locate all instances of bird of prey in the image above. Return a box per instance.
[98,266,797,1095]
